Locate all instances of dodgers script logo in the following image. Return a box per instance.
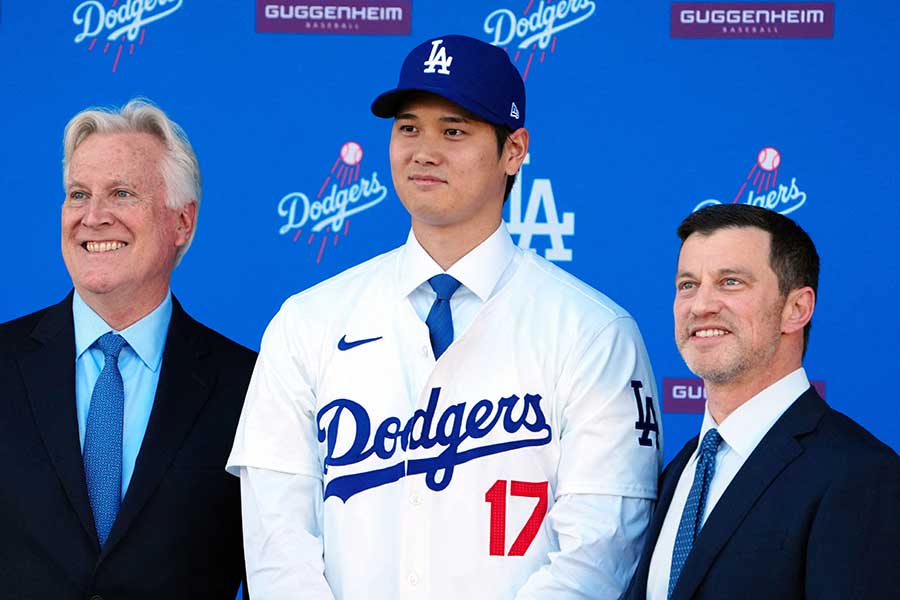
[506,152,575,262]
[72,0,183,73]
[483,0,596,79]
[278,141,388,264]
[317,387,552,502]
[693,146,809,215]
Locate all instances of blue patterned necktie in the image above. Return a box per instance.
[83,332,127,547]
[668,428,722,599]
[425,274,462,360]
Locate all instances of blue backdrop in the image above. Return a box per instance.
[2,0,898,562]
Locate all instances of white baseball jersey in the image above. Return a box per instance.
[228,227,663,599]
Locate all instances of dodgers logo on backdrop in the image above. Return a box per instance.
[483,0,596,79]
[506,152,575,262]
[72,0,183,73]
[693,147,809,216]
[317,387,552,502]
[278,140,388,264]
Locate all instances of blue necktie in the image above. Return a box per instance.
[83,332,127,547]
[668,428,722,599]
[425,274,461,360]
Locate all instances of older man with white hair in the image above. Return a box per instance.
[0,98,255,599]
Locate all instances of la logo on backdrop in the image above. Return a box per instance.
[72,0,183,72]
[277,141,388,265]
[506,154,574,262]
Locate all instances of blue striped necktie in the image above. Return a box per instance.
[425,274,461,360]
[668,428,722,598]
[83,332,127,547]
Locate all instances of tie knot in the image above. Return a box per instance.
[428,274,461,301]
[699,428,722,459]
[96,332,127,359]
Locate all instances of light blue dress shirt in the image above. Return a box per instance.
[73,290,172,499]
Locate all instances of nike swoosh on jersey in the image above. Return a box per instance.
[337,335,383,351]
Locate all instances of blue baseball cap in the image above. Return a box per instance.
[371,34,526,130]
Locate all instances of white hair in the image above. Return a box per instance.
[62,98,201,263]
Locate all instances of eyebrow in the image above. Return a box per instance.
[675,267,756,280]
[394,112,471,124]
[66,179,133,189]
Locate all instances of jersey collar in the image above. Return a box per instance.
[397,223,516,302]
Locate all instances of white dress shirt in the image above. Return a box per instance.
[646,368,811,600]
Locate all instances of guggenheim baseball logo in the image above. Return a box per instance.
[257,0,410,35]
[72,0,183,72]
[671,2,834,38]
[483,0,596,80]
[693,146,809,216]
[277,140,387,264]
[664,378,826,413]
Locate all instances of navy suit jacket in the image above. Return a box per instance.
[626,387,900,600]
[0,294,256,600]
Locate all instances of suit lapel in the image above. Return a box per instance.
[18,294,99,546]
[673,388,826,599]
[102,298,214,558]
[630,438,697,599]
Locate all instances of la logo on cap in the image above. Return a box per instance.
[510,102,520,119]
[423,39,453,75]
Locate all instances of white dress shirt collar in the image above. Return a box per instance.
[698,367,811,460]
[396,223,516,301]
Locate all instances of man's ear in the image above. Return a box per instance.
[503,127,529,176]
[782,286,815,335]
[174,201,198,248]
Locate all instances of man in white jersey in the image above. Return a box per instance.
[228,34,663,599]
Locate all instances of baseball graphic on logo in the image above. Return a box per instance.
[757,147,781,171]
[340,141,363,166]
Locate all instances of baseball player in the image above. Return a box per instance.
[228,34,663,599]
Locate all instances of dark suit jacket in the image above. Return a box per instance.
[626,387,900,600]
[0,294,256,600]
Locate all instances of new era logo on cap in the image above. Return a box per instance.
[371,34,526,131]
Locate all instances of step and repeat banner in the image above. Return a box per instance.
[2,0,898,499]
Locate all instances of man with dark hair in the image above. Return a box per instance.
[229,34,662,599]
[626,204,900,600]
[0,99,254,599]
[675,203,819,353]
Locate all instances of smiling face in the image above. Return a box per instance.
[674,227,791,388]
[62,131,195,324]
[389,93,527,250]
